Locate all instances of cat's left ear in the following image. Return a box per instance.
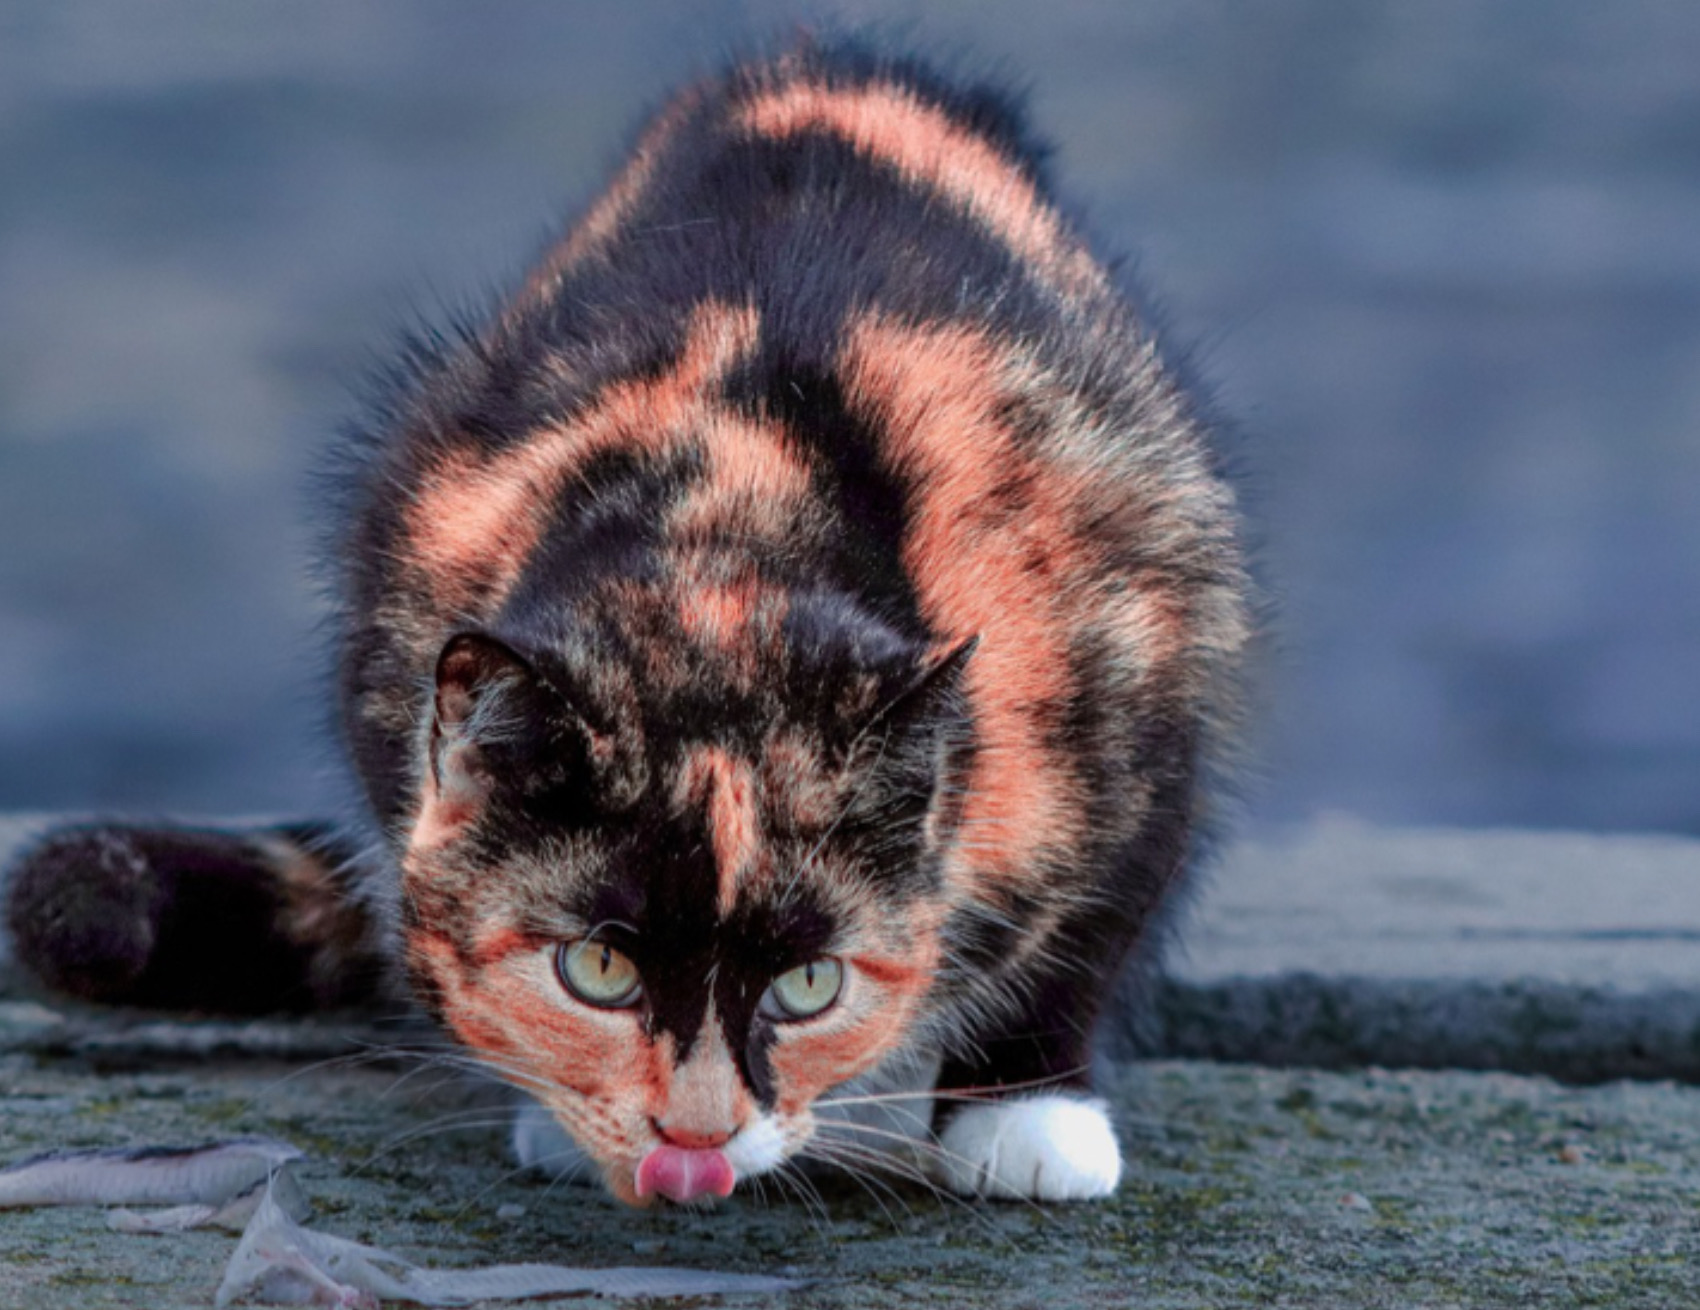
[861,635,978,741]
[848,637,977,839]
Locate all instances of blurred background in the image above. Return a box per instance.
[0,1,1695,835]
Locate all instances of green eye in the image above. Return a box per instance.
[556,939,643,1009]
[763,958,844,1020]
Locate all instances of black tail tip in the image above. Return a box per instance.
[5,826,164,1003]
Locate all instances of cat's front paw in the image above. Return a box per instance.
[935,1094,1121,1201]
[510,1099,594,1185]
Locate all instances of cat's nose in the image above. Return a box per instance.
[651,1118,736,1151]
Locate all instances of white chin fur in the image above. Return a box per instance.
[510,1098,594,1185]
[723,1114,788,1179]
[935,1094,1122,1201]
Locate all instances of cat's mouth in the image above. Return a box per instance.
[613,1112,792,1205]
[633,1144,737,1205]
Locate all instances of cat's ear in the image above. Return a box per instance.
[433,632,533,746]
[422,632,644,844]
[424,633,544,837]
[844,637,977,843]
[782,596,974,765]
[861,635,978,741]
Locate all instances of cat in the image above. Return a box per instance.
[4,37,1248,1206]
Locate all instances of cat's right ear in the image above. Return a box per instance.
[420,632,537,845]
[419,632,647,847]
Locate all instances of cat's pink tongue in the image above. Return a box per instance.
[635,1146,736,1204]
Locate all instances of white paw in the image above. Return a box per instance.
[510,1098,595,1185]
[935,1094,1122,1200]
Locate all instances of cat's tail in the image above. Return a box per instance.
[3,821,393,1014]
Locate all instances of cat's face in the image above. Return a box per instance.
[398,615,969,1203]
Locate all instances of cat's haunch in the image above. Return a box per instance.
[5,37,1248,1206]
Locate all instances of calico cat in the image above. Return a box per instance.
[4,39,1247,1206]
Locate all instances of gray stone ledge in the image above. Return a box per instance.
[1132,976,1700,1085]
[1113,818,1700,1083]
[1169,819,1700,990]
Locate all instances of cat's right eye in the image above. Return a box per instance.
[555,939,643,1009]
[762,957,844,1020]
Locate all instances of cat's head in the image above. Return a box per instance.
[398,593,973,1204]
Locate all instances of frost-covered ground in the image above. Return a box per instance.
[2,1,1698,833]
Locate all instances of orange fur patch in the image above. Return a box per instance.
[676,746,763,915]
[406,758,484,860]
[470,924,536,970]
[403,445,548,617]
[839,314,1087,888]
[758,730,843,832]
[677,574,761,650]
[672,554,797,694]
[737,80,1105,297]
[663,409,813,544]
[846,952,932,990]
[403,301,764,613]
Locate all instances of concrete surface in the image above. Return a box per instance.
[5,1055,1700,1308]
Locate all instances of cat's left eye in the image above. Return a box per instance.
[761,958,844,1021]
[556,939,643,1009]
